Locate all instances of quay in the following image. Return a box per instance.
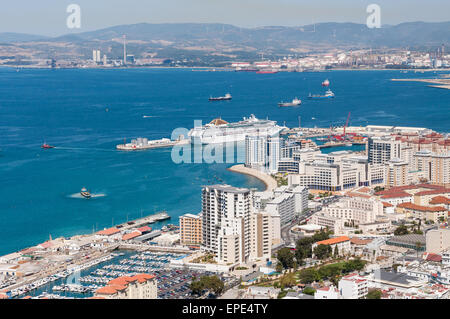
[118,243,191,254]
[318,141,366,149]
[118,211,171,230]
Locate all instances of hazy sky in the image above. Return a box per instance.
[1,0,449,36]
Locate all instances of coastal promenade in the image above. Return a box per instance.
[227,164,277,191]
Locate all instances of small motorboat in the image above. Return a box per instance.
[41,143,55,149]
[209,93,232,101]
[80,187,91,199]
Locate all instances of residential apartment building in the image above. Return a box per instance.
[338,273,368,299]
[179,213,202,245]
[309,212,345,235]
[414,151,450,187]
[95,274,157,299]
[426,228,450,254]
[201,185,275,264]
[368,136,402,164]
[323,196,383,225]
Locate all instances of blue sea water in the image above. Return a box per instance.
[0,68,449,255]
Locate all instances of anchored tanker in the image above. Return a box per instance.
[188,114,284,144]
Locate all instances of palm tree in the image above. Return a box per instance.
[415,242,423,258]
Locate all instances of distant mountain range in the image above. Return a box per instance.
[1,21,448,62]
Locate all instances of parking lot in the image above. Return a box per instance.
[155,269,228,299]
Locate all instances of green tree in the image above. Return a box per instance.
[415,242,423,257]
[312,230,330,242]
[299,268,319,284]
[277,248,295,269]
[313,244,332,260]
[302,287,316,296]
[280,273,296,289]
[190,275,225,296]
[366,289,382,299]
[394,225,409,236]
[374,186,384,193]
[333,245,339,258]
[275,262,283,273]
[190,280,204,295]
[206,275,225,295]
[295,237,313,262]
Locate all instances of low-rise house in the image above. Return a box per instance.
[396,202,447,223]
[313,236,351,257]
[245,286,280,299]
[314,285,339,299]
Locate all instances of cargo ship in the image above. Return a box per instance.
[308,89,335,99]
[116,136,189,151]
[278,98,301,107]
[209,93,232,101]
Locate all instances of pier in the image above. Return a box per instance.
[118,211,171,230]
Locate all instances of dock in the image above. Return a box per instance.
[118,212,171,230]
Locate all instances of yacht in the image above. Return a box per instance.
[80,187,91,199]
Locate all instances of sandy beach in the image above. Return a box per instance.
[227,164,278,191]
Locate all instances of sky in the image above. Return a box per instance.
[0,0,449,36]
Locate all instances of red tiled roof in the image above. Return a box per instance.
[397,202,447,212]
[316,236,350,246]
[415,189,450,197]
[98,274,155,296]
[376,184,443,197]
[95,285,127,295]
[424,253,442,263]
[345,192,371,199]
[430,196,450,205]
[38,241,53,249]
[122,231,142,241]
[380,192,411,199]
[137,226,152,233]
[97,227,120,236]
[382,202,394,207]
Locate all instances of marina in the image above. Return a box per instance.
[9,250,230,299]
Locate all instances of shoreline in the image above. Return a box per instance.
[227,164,278,192]
[391,78,450,90]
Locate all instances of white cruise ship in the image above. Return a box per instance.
[188,114,284,144]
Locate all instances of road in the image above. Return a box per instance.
[277,196,342,250]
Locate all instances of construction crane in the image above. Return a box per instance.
[343,111,351,138]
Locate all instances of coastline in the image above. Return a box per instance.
[227,164,278,191]
[391,78,450,90]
